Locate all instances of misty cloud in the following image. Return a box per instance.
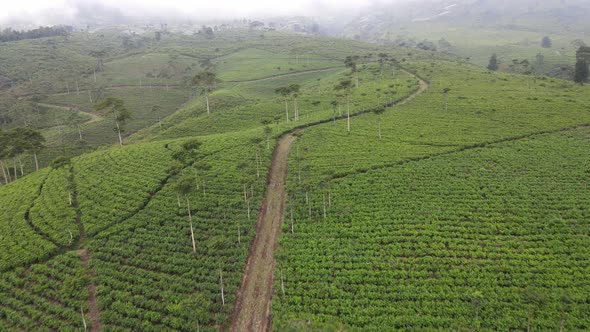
[0,0,411,28]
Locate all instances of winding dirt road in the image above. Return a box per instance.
[230,70,428,332]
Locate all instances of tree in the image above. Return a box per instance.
[373,107,386,139]
[577,46,590,63]
[574,59,589,85]
[94,97,130,147]
[261,120,273,150]
[13,127,45,171]
[50,156,71,169]
[275,86,291,122]
[288,84,301,121]
[487,54,499,71]
[344,55,360,87]
[377,53,389,77]
[541,36,552,48]
[443,87,451,112]
[192,71,221,115]
[0,130,9,184]
[172,139,202,165]
[175,175,197,254]
[65,111,83,141]
[334,80,354,133]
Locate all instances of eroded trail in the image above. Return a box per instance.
[230,70,429,332]
[230,134,296,332]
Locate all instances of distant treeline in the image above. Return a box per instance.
[0,25,73,42]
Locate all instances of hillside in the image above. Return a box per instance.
[342,0,590,80]
[1,27,590,332]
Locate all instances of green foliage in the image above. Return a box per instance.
[276,128,590,330]
[541,36,552,48]
[2,29,590,332]
[50,156,71,169]
[87,132,272,331]
[29,167,77,246]
[574,59,588,84]
[0,252,90,331]
[192,71,221,93]
[74,141,173,236]
[487,54,499,71]
[0,169,55,271]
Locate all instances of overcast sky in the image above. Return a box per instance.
[0,0,406,27]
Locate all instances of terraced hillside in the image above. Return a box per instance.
[1,28,589,332]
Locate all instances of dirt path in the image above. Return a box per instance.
[76,249,101,332]
[36,102,103,124]
[230,70,429,332]
[224,67,342,84]
[230,134,296,332]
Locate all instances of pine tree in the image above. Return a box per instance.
[541,36,552,48]
[487,54,498,71]
[574,59,589,85]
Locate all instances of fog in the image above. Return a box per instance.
[0,0,415,28]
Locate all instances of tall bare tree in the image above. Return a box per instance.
[94,97,131,147]
[192,71,221,115]
[334,80,354,133]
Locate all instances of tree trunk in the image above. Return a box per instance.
[115,121,123,147]
[75,79,80,95]
[185,195,196,254]
[0,160,8,184]
[13,158,18,180]
[347,94,351,133]
[18,157,25,176]
[33,152,39,171]
[66,82,70,95]
[81,306,87,331]
[355,70,359,88]
[285,100,289,122]
[206,94,210,115]
[328,191,331,207]
[77,125,83,140]
[88,90,92,104]
[3,160,11,182]
[219,262,225,306]
[378,120,382,139]
[338,103,342,116]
